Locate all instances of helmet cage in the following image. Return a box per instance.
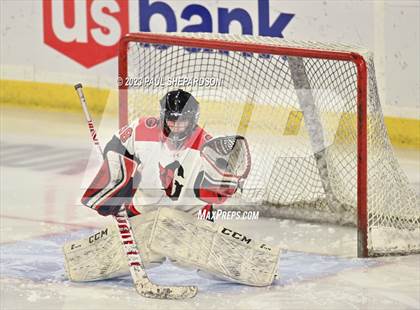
[159,90,200,147]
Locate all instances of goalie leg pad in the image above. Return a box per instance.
[63,211,164,282]
[148,208,280,287]
[63,208,279,286]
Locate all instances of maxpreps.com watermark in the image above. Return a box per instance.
[198,209,260,221]
[119,76,224,88]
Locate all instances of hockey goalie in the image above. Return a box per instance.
[63,89,280,288]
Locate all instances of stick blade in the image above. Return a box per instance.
[135,282,198,299]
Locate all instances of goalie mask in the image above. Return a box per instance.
[160,89,200,148]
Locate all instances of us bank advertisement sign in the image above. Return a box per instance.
[42,0,295,68]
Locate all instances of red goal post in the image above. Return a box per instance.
[117,32,416,258]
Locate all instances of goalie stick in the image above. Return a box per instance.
[74,83,198,299]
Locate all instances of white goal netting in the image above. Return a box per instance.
[120,32,419,256]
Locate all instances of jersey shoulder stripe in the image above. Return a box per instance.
[134,116,212,150]
[135,117,160,142]
[185,127,212,150]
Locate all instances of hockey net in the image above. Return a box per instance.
[118,32,419,257]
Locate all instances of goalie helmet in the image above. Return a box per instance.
[160,89,200,148]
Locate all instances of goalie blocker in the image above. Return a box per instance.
[63,208,280,287]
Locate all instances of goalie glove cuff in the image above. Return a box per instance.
[194,171,238,205]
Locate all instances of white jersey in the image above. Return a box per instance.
[119,117,213,214]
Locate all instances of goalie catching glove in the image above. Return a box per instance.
[195,135,251,205]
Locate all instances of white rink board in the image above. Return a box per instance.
[0,0,419,113]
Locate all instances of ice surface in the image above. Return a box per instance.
[1,107,419,309]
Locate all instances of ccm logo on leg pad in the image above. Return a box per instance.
[221,228,252,244]
[88,228,109,243]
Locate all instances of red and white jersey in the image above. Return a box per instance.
[119,117,213,214]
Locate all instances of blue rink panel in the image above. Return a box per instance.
[0,229,379,293]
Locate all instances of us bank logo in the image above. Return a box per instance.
[43,0,294,68]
